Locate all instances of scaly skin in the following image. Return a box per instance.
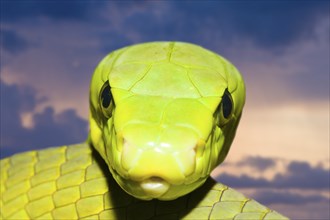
[0,42,289,219]
[0,143,287,219]
[89,42,245,200]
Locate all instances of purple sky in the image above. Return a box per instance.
[1,1,329,219]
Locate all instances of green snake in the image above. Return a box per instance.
[0,42,288,219]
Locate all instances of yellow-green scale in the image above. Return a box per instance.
[0,143,288,220]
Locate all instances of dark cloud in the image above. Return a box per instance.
[107,1,329,51]
[29,107,88,146]
[274,161,330,189]
[287,62,330,101]
[1,0,105,22]
[216,158,330,216]
[122,7,187,42]
[0,81,88,158]
[0,81,40,142]
[236,156,276,172]
[99,32,132,54]
[175,1,329,50]
[1,30,31,55]
[254,190,330,205]
[218,173,270,188]
[216,159,329,190]
[3,1,328,51]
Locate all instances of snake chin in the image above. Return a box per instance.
[111,168,172,200]
[111,166,208,201]
[139,177,170,198]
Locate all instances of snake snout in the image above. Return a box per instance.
[121,144,195,185]
[120,140,198,186]
[116,124,207,194]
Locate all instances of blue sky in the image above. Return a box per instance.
[1,1,329,219]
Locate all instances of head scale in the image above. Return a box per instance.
[89,42,245,200]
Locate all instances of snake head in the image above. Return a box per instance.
[89,42,245,200]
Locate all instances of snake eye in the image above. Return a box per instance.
[214,89,233,127]
[100,80,114,118]
[221,89,233,119]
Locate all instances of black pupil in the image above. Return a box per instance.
[101,83,112,108]
[222,90,232,119]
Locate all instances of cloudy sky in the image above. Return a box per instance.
[1,1,329,219]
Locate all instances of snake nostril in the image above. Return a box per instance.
[122,138,127,149]
[115,134,125,152]
[194,141,205,159]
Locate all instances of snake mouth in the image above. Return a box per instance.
[110,167,171,199]
[139,177,170,198]
[110,165,208,200]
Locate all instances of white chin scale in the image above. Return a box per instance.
[140,177,170,198]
